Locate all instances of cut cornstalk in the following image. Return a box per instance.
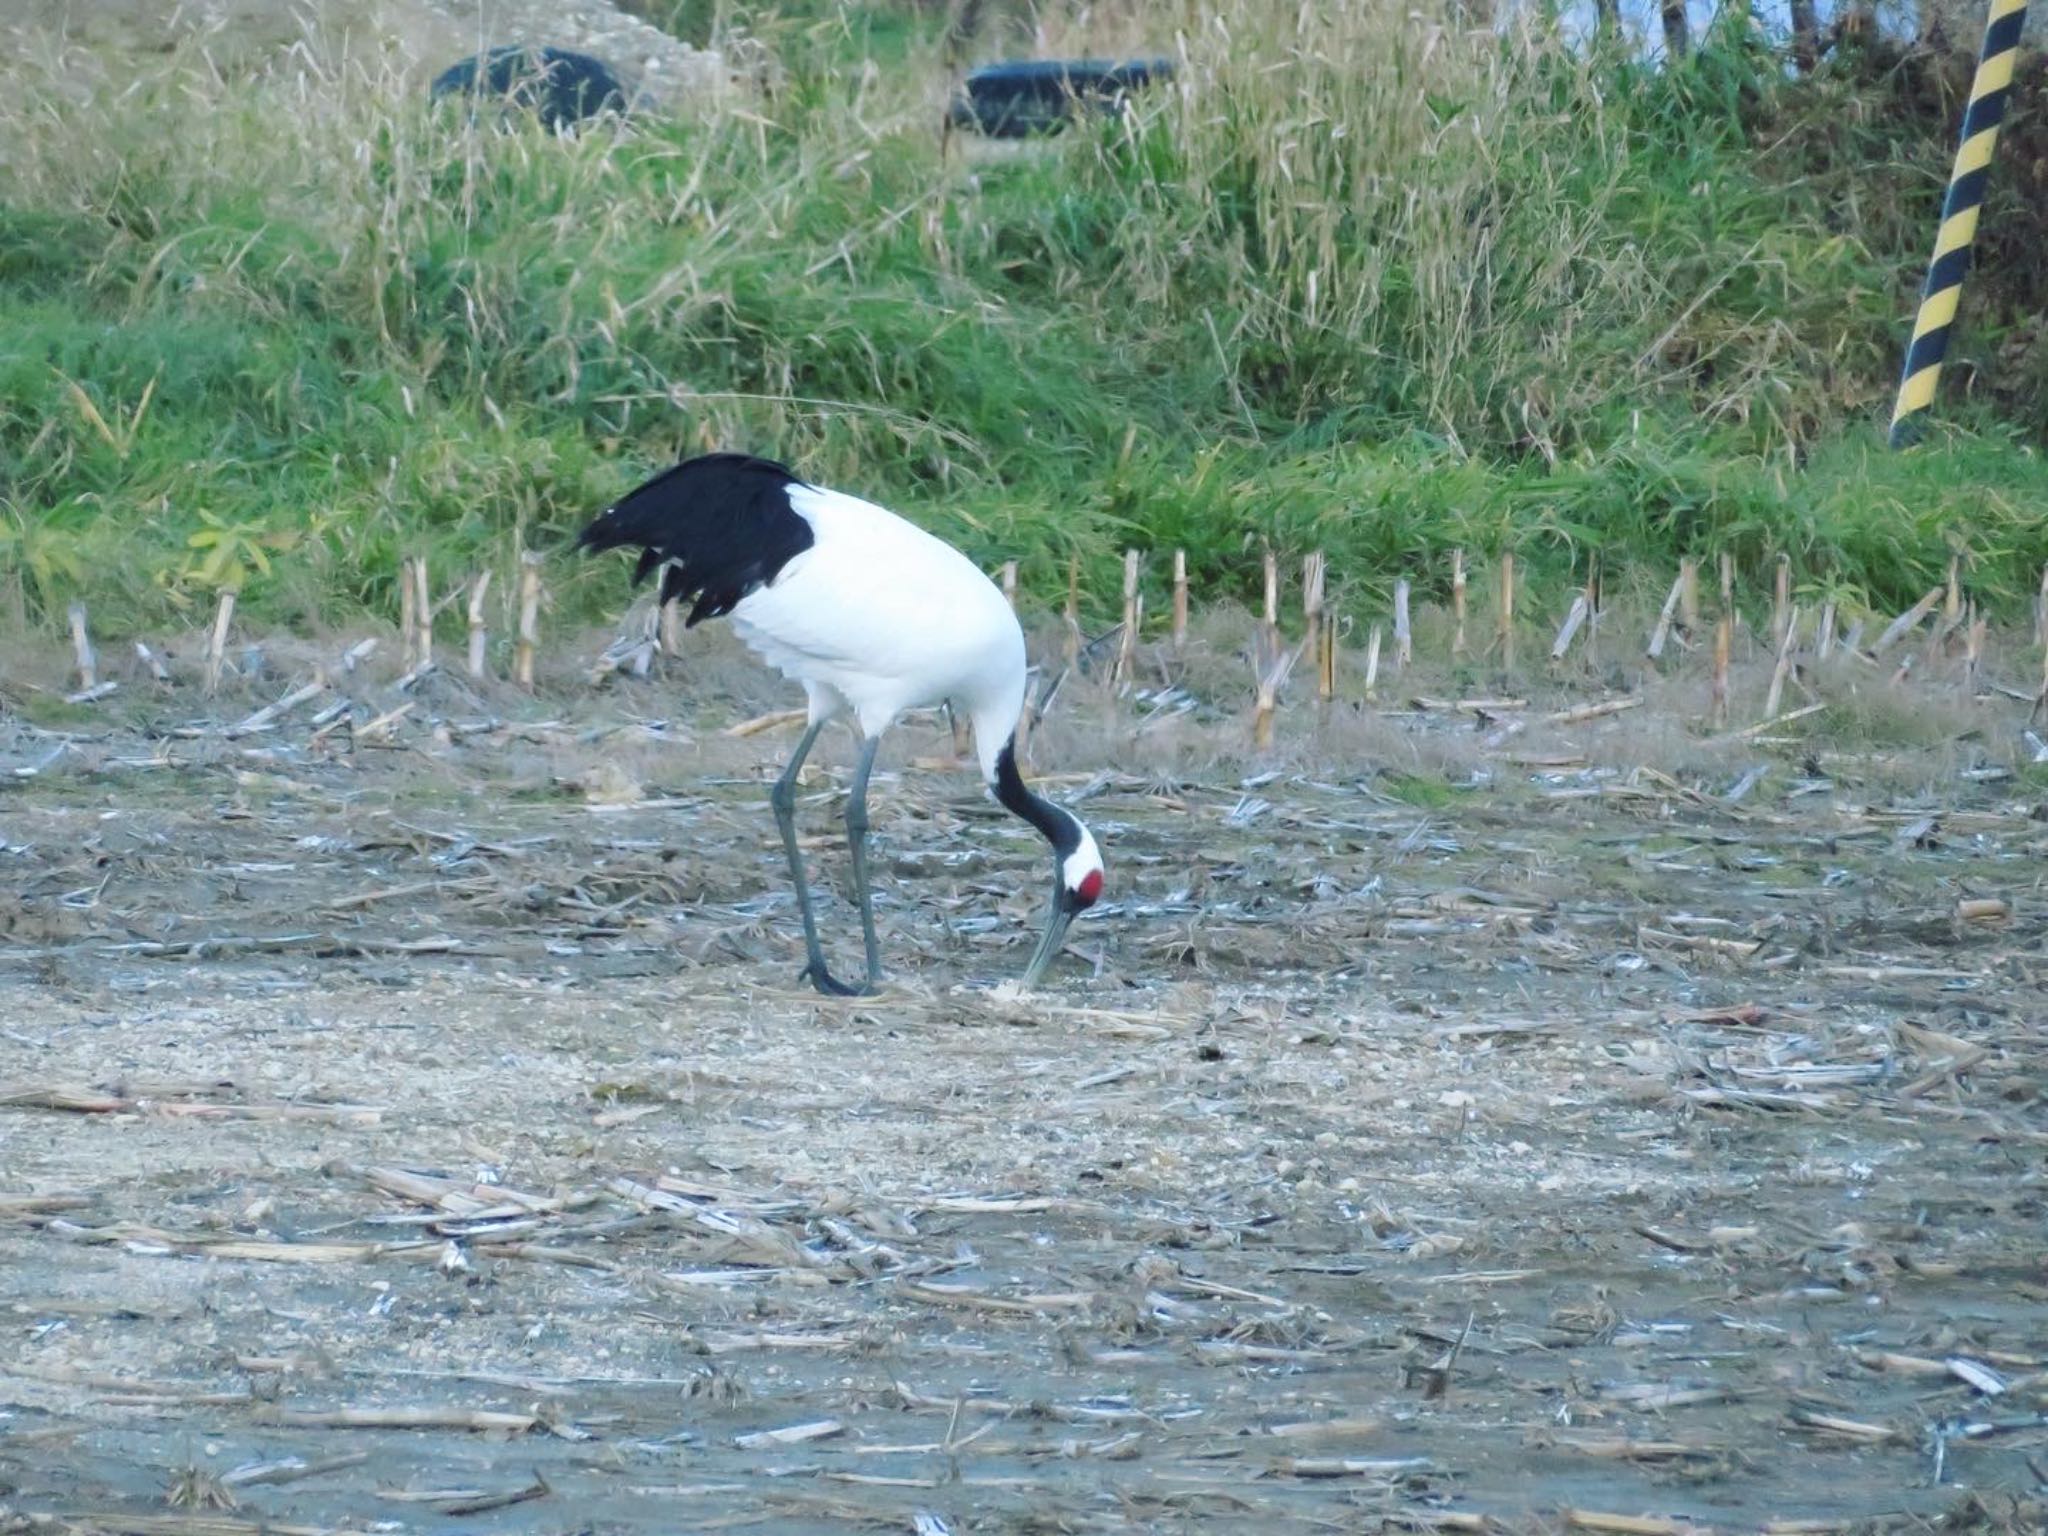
[134,641,171,684]
[1257,548,1282,716]
[67,603,95,692]
[1000,560,1018,611]
[1816,601,1837,661]
[658,587,681,665]
[628,627,654,680]
[1646,570,1685,661]
[1393,578,1412,670]
[466,570,492,681]
[2037,604,2048,719]
[1582,551,1602,666]
[1545,696,1641,726]
[1763,604,1801,720]
[398,564,418,675]
[1678,557,1700,633]
[1497,552,1516,675]
[1773,554,1791,647]
[1550,592,1589,666]
[205,590,236,695]
[1179,548,1196,651]
[1251,620,1296,750]
[1963,609,1985,697]
[1115,549,1140,687]
[411,556,433,672]
[1302,552,1326,677]
[514,551,542,690]
[1450,548,1467,658]
[229,676,328,739]
[1873,586,1945,655]
[1943,553,1962,627]
[1710,613,1731,729]
[1317,615,1336,704]
[1363,623,1383,701]
[1171,549,1188,649]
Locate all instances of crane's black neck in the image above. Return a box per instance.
[993,739,1081,857]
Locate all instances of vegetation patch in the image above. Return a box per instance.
[2,1,2045,645]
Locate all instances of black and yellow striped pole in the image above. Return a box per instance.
[1888,0,2029,447]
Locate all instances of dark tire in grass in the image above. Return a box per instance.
[429,46,630,131]
[947,57,1174,139]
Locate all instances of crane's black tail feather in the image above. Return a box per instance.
[575,452,816,627]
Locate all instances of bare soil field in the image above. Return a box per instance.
[3,627,2047,1535]
[9,0,2048,1527]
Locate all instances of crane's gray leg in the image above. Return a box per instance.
[843,736,884,989]
[768,719,859,997]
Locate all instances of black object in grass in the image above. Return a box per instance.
[430,46,629,130]
[948,58,1174,139]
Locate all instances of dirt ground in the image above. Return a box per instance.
[3,622,2048,1536]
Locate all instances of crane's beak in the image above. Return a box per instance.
[1020,873,1078,988]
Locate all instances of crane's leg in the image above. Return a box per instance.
[768,719,859,997]
[843,735,884,989]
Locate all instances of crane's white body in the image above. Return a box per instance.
[576,452,1104,992]
[729,484,1027,783]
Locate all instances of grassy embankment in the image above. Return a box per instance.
[2,0,2045,653]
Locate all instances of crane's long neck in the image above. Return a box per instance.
[989,738,1082,859]
[982,721,1103,984]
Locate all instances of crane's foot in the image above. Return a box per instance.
[799,959,872,998]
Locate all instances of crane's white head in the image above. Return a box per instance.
[1061,823,1105,912]
[1021,810,1103,987]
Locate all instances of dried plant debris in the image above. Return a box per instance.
[2,675,2045,1535]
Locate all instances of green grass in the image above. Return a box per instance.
[1,3,2045,649]
[1377,771,1474,810]
[1,691,110,730]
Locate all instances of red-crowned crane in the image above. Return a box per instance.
[576,453,1105,996]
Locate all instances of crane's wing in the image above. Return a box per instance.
[574,453,815,628]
